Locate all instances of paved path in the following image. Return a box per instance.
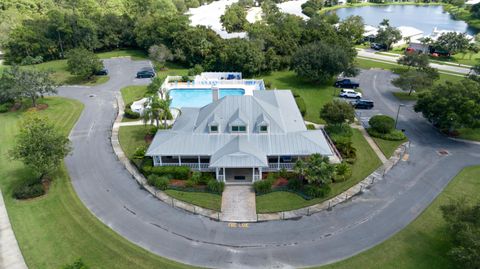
[352,125,388,163]
[221,186,257,222]
[57,58,480,268]
[0,190,28,269]
[357,49,471,75]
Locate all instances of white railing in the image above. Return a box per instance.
[266,163,295,171]
[160,163,210,169]
[162,75,266,91]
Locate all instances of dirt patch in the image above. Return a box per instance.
[27,103,49,112]
[42,178,51,192]
[272,178,288,188]
[9,103,22,112]
[144,134,154,144]
[170,179,186,187]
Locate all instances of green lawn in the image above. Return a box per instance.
[257,129,382,213]
[372,137,407,158]
[118,125,149,159]
[96,49,148,60]
[259,71,339,124]
[392,91,418,101]
[0,97,194,269]
[121,85,148,105]
[318,165,480,269]
[457,128,480,142]
[165,190,222,211]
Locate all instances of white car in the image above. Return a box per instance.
[339,89,362,99]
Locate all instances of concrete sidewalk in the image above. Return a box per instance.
[352,125,388,164]
[220,186,257,222]
[0,190,28,269]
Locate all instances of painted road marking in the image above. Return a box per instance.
[228,223,249,228]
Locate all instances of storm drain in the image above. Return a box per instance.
[437,149,450,156]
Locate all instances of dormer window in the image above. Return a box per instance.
[259,125,268,132]
[231,125,246,132]
[210,125,218,133]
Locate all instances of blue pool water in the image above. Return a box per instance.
[169,88,245,108]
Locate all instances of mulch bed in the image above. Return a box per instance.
[144,134,154,144]
[272,178,288,188]
[9,103,22,112]
[27,104,49,112]
[169,179,186,187]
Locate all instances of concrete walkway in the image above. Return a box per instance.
[352,125,388,164]
[220,186,257,222]
[0,190,28,269]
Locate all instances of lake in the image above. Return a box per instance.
[333,5,478,35]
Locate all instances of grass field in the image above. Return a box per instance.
[318,165,480,269]
[392,91,418,101]
[118,125,149,159]
[0,97,193,269]
[256,129,382,213]
[457,128,480,142]
[259,71,339,124]
[121,85,148,105]
[96,49,148,60]
[372,137,407,158]
[165,190,222,211]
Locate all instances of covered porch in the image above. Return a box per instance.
[214,167,263,183]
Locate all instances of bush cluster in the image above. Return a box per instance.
[295,96,307,117]
[12,180,45,199]
[369,115,395,134]
[147,174,170,190]
[207,180,225,194]
[143,165,190,180]
[325,123,357,161]
[0,103,12,113]
[253,180,273,194]
[287,178,303,191]
[303,184,331,198]
[124,103,140,119]
[368,129,407,141]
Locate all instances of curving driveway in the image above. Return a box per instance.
[58,58,480,268]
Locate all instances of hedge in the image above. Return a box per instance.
[206,180,225,194]
[295,96,307,117]
[142,165,190,179]
[368,128,407,141]
[13,180,45,199]
[124,107,140,119]
[369,115,395,134]
[253,180,272,194]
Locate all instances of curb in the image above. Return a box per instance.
[111,94,221,221]
[256,142,408,221]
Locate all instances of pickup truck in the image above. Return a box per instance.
[334,79,360,89]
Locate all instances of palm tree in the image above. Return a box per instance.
[143,95,162,127]
[158,92,172,129]
[293,159,307,181]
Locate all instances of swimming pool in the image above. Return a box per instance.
[169,88,245,108]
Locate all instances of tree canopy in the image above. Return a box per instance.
[392,67,439,96]
[293,40,357,82]
[320,99,356,124]
[66,48,104,79]
[414,79,480,132]
[375,23,401,50]
[10,112,71,179]
[220,2,248,32]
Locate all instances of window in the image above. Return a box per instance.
[260,125,268,132]
[231,125,246,132]
[210,125,218,132]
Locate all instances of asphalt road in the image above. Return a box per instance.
[357,49,472,75]
[58,58,480,269]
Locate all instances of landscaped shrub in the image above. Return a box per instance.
[147,174,170,190]
[12,179,45,199]
[150,166,190,179]
[287,178,303,191]
[333,162,352,182]
[295,96,307,117]
[303,184,331,198]
[63,258,89,269]
[306,123,316,130]
[146,125,158,136]
[264,80,273,89]
[325,123,353,138]
[185,179,195,188]
[253,179,272,194]
[200,173,215,184]
[333,136,357,161]
[190,171,202,185]
[369,115,395,134]
[124,107,140,119]
[206,180,225,194]
[0,103,10,113]
[133,146,146,159]
[368,128,407,141]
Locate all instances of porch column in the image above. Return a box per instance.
[198,156,201,171]
[252,167,255,182]
[178,156,181,165]
[259,167,262,181]
[277,156,280,170]
[215,168,219,181]
[223,167,226,182]
[159,155,162,166]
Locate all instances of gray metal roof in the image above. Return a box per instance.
[146,90,334,167]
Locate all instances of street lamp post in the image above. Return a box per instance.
[395,104,405,129]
